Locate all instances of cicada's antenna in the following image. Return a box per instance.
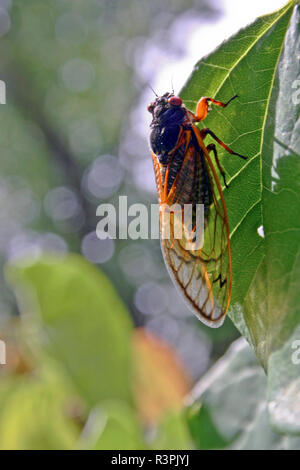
[171,77,174,95]
[148,84,158,97]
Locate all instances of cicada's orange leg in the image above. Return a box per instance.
[192,94,239,122]
[200,128,247,160]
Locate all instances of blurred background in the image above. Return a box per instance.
[0,0,288,450]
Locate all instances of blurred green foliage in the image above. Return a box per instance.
[8,256,133,406]
[6,254,192,449]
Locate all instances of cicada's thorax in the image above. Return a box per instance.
[150,101,212,211]
[150,105,187,164]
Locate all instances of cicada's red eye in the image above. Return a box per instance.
[147,102,155,112]
[168,96,182,106]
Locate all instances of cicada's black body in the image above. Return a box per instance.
[148,92,212,211]
[149,92,186,165]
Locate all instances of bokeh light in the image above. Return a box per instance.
[81,230,115,264]
[61,58,95,93]
[7,230,67,262]
[55,12,87,45]
[134,281,168,316]
[82,154,123,200]
[0,6,10,37]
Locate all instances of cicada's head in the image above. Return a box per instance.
[147,92,183,119]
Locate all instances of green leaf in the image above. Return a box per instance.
[151,410,193,450]
[187,403,230,450]
[0,376,79,450]
[188,338,300,449]
[241,2,300,362]
[181,3,299,365]
[246,5,300,434]
[7,254,133,407]
[79,401,146,450]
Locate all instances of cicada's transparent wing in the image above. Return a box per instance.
[151,127,231,328]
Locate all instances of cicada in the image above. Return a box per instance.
[148,92,246,327]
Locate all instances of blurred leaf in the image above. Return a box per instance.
[187,403,230,450]
[0,376,79,450]
[7,255,133,407]
[188,339,267,442]
[268,324,300,435]
[181,3,299,366]
[80,400,146,450]
[132,328,190,425]
[188,338,300,449]
[151,410,193,451]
